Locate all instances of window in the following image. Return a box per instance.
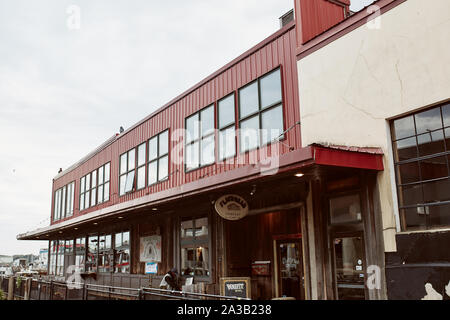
[185,105,215,171]
[218,93,236,160]
[137,143,146,190]
[114,231,130,273]
[75,237,86,272]
[148,130,169,185]
[180,216,209,277]
[86,235,98,272]
[98,234,113,273]
[53,182,75,222]
[80,172,95,211]
[238,68,284,152]
[97,163,111,204]
[119,149,136,196]
[57,240,65,276]
[64,239,74,273]
[49,241,58,275]
[330,194,362,225]
[391,103,450,230]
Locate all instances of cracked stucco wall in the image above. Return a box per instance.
[297,0,450,252]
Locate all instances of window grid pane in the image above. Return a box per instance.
[391,103,450,230]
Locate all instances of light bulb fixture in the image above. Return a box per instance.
[250,185,257,196]
[295,173,304,178]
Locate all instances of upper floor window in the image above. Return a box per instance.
[119,148,136,196]
[148,130,169,185]
[238,68,284,153]
[97,163,111,204]
[218,93,236,160]
[80,163,110,211]
[185,105,215,171]
[137,143,147,190]
[391,102,450,230]
[53,181,75,222]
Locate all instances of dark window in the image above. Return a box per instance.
[185,105,215,171]
[98,234,113,273]
[75,237,86,272]
[238,68,284,153]
[86,235,98,272]
[180,216,209,277]
[391,103,450,230]
[148,130,169,185]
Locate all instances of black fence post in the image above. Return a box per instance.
[49,280,53,301]
[38,279,42,300]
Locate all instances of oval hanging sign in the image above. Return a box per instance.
[215,194,249,221]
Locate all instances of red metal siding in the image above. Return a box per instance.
[51,24,301,225]
[295,0,348,45]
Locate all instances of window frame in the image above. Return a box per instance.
[119,148,137,196]
[148,129,170,186]
[238,67,285,154]
[185,104,216,172]
[178,214,211,281]
[53,181,75,222]
[97,162,111,204]
[217,92,237,161]
[390,102,450,231]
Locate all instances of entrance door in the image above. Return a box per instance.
[332,234,366,300]
[276,238,304,300]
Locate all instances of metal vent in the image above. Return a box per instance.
[279,9,294,28]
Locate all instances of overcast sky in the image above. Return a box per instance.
[0,0,372,256]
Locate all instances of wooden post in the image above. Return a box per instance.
[24,278,31,300]
[7,277,14,300]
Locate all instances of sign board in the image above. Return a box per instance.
[220,277,251,299]
[139,235,162,262]
[145,262,158,274]
[251,261,271,276]
[214,194,249,221]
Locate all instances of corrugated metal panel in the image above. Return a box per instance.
[50,24,301,225]
[295,0,348,45]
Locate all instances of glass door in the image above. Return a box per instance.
[276,239,304,300]
[333,234,366,300]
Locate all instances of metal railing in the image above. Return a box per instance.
[0,276,248,301]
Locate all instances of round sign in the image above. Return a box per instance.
[214,194,249,221]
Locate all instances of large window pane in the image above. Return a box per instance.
[423,178,450,203]
[399,184,423,206]
[128,150,135,170]
[91,187,96,207]
[186,142,199,170]
[396,162,421,184]
[201,105,215,136]
[138,143,146,166]
[105,163,110,182]
[417,130,446,157]
[239,82,259,118]
[137,166,146,189]
[148,161,158,185]
[420,156,448,180]
[261,105,284,145]
[92,171,97,187]
[201,135,215,165]
[98,167,104,185]
[186,113,200,143]
[159,130,169,155]
[149,136,158,161]
[104,182,110,201]
[120,154,127,174]
[119,175,127,196]
[124,171,135,193]
[219,127,236,160]
[394,137,417,162]
[240,116,259,152]
[218,94,235,128]
[415,108,443,135]
[443,104,450,127]
[260,69,282,109]
[330,194,362,224]
[98,185,104,203]
[428,204,450,228]
[402,207,427,230]
[393,116,415,140]
[158,156,169,181]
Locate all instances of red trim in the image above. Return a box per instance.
[313,146,384,171]
[273,233,302,240]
